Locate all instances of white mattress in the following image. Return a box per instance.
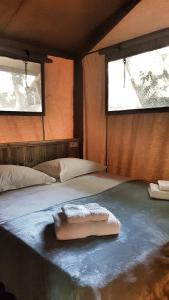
[0,172,127,224]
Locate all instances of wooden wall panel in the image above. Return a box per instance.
[0,139,79,167]
[107,112,169,181]
[0,57,73,143]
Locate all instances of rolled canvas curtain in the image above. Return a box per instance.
[44,57,73,140]
[83,52,106,165]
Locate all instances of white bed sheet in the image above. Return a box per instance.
[0,172,127,224]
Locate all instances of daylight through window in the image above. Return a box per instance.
[108,46,169,112]
[0,56,42,113]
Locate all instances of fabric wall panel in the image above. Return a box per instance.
[0,57,73,143]
[107,113,169,181]
[44,57,73,140]
[83,52,169,181]
[0,116,42,143]
[83,53,106,165]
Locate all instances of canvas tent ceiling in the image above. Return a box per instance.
[0,0,140,58]
[92,0,169,51]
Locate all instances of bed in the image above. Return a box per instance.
[0,140,169,300]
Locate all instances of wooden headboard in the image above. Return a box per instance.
[0,139,80,167]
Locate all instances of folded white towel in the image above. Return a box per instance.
[158,180,169,191]
[149,183,169,200]
[53,211,121,240]
[62,203,109,223]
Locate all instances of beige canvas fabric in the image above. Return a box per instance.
[83,52,106,165]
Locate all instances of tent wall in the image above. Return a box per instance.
[83,53,106,165]
[83,0,169,182]
[83,52,169,182]
[0,57,73,142]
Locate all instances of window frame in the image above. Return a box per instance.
[0,55,45,116]
[103,28,169,115]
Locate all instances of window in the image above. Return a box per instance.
[107,46,169,113]
[0,56,44,115]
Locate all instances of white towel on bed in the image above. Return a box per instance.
[53,211,121,240]
[158,180,169,191]
[148,183,169,200]
[62,203,109,223]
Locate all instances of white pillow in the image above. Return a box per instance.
[34,159,61,179]
[34,158,106,182]
[0,165,56,192]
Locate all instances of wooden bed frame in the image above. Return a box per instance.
[0,138,80,167]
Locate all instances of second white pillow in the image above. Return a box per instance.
[34,158,106,182]
[59,158,106,182]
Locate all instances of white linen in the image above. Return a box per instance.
[34,157,106,182]
[58,157,106,182]
[62,203,109,223]
[0,164,56,192]
[34,159,61,179]
[158,180,169,191]
[54,211,121,240]
[0,172,128,224]
[148,183,169,200]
